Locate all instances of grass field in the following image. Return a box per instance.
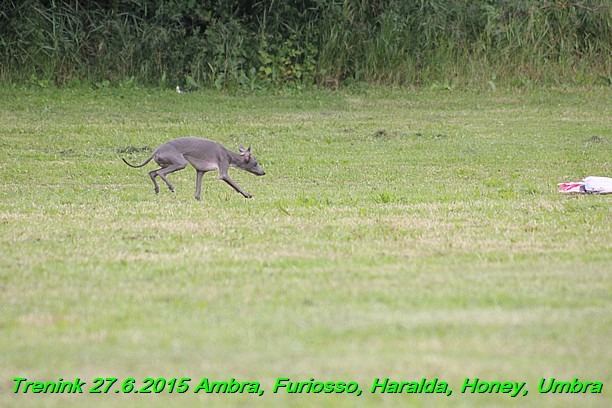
[0,85,610,407]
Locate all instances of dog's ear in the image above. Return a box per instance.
[247,145,251,152]
[239,144,246,154]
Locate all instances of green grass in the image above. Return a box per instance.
[0,85,610,407]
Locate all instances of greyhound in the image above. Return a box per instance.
[122,137,265,200]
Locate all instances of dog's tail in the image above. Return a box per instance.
[122,153,155,168]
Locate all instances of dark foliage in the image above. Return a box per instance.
[1,0,610,88]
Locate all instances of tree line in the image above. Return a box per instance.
[1,0,610,88]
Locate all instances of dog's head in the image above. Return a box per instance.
[239,144,266,176]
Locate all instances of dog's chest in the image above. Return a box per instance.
[188,158,219,171]
[191,159,219,171]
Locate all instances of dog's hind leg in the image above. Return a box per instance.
[148,168,162,194]
[156,161,188,193]
[149,150,189,194]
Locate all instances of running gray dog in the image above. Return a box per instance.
[122,137,265,200]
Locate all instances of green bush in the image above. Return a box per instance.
[0,0,610,88]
